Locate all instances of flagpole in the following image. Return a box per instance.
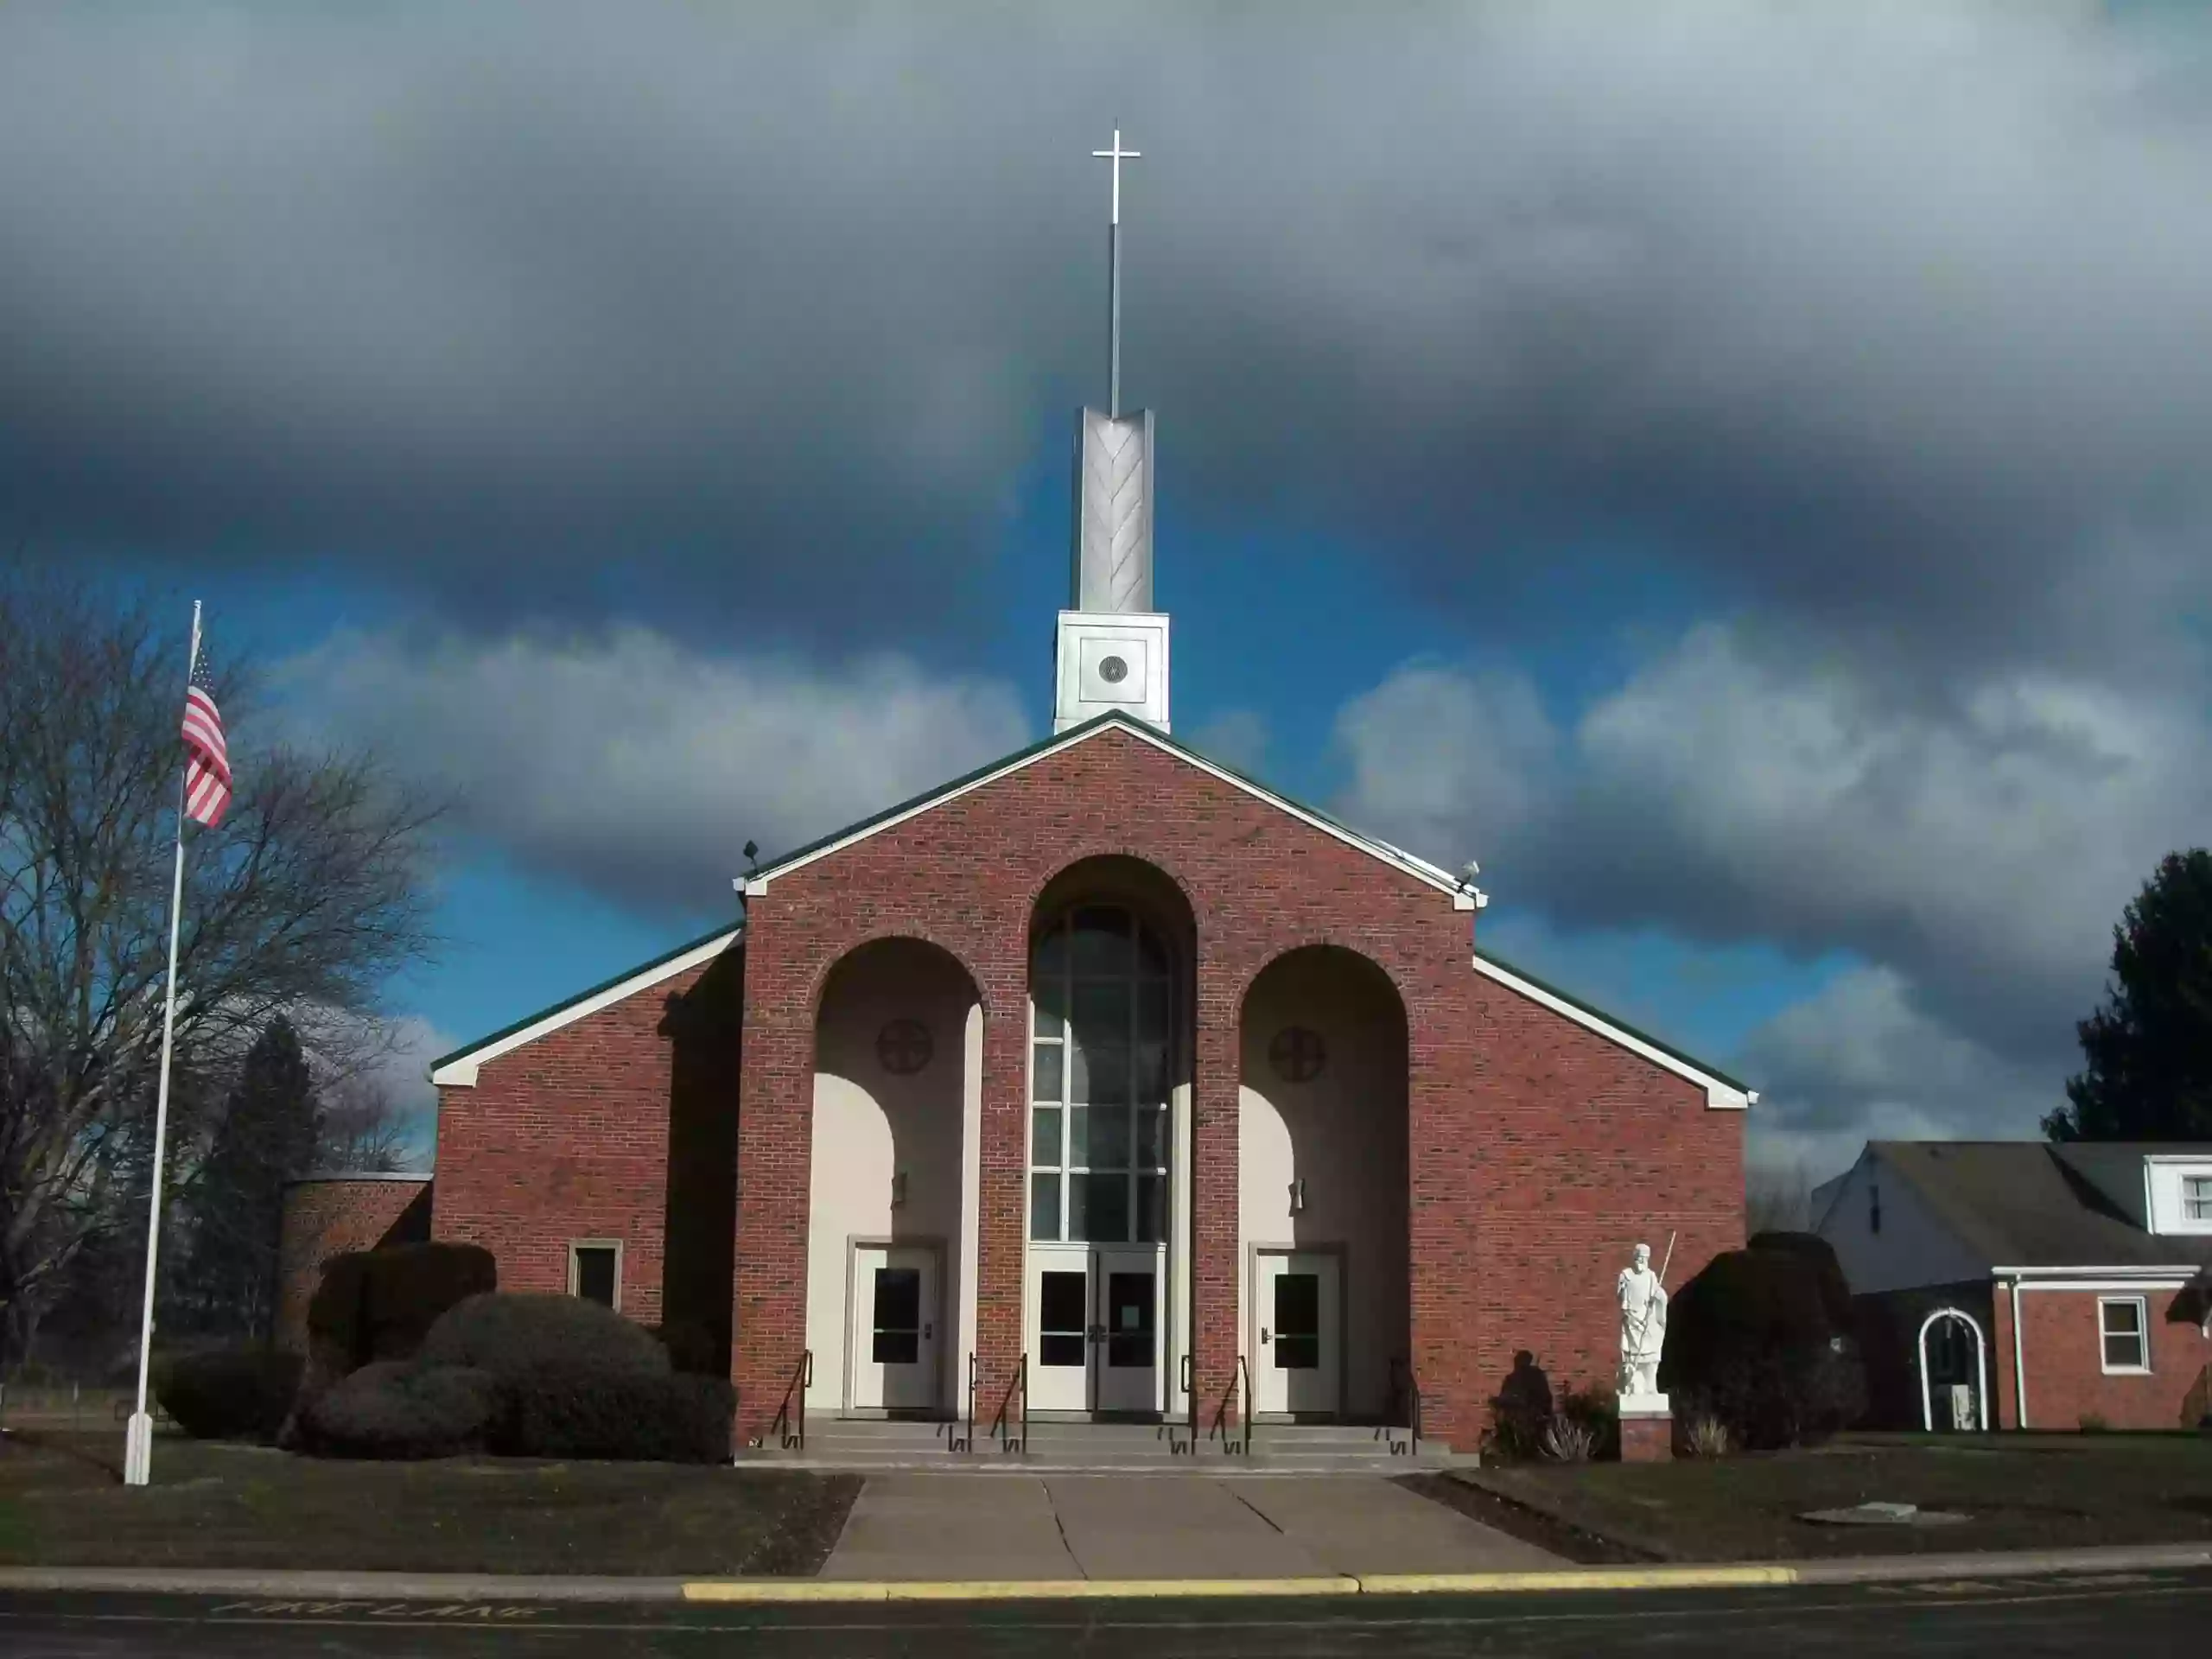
[124,600,200,1488]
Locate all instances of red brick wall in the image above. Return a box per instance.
[1994,1283,2212,1432]
[732,724,1743,1447]
[431,959,719,1325]
[275,1177,431,1352]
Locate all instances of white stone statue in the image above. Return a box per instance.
[1618,1242,1669,1401]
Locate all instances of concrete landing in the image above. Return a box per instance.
[819,1472,1560,1582]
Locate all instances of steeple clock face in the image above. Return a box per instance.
[1078,635,1149,703]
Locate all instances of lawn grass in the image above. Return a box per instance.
[0,1429,859,1577]
[1451,1432,2212,1562]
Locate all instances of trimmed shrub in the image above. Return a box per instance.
[419,1293,670,1380]
[497,1365,734,1463]
[303,1242,496,1370]
[1659,1238,1867,1450]
[649,1320,724,1376]
[305,1250,374,1365]
[155,1347,305,1442]
[301,1361,502,1459]
[359,1243,498,1363]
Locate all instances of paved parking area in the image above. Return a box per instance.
[819,1473,1560,1581]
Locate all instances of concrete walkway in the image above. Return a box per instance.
[819,1472,1561,1581]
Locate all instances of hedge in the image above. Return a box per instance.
[156,1347,305,1443]
[300,1361,502,1459]
[498,1364,734,1463]
[418,1294,671,1380]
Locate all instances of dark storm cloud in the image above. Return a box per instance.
[5,3,2209,663]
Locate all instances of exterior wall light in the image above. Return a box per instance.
[1288,1177,1307,1216]
[891,1171,909,1211]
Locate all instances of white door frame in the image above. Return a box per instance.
[1916,1306,1989,1433]
[1023,1243,1168,1416]
[1247,1241,1348,1421]
[1092,1243,1166,1415]
[844,1236,947,1416]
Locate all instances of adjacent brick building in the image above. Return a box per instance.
[275,1173,431,1352]
[1816,1141,2212,1433]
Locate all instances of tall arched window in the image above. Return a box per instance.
[1029,906,1171,1244]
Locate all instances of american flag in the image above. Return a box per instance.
[181,640,231,829]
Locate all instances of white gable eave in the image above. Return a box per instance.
[742,714,1479,907]
[429,925,742,1089]
[1467,952,1756,1111]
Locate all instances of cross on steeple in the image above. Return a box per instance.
[1092,127,1141,415]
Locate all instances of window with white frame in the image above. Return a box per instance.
[2098,1295,2148,1373]
[569,1241,621,1311]
[1028,906,1172,1246]
[2186,1173,2212,1222]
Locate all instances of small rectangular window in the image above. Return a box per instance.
[2098,1296,2148,1373]
[2184,1174,2212,1222]
[569,1242,620,1310]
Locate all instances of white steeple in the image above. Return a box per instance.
[1055,126,1169,734]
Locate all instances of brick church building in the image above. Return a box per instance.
[412,399,1755,1452]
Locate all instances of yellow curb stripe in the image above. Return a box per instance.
[683,1577,1361,1603]
[1359,1566,1802,1595]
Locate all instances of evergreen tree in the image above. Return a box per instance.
[180,1016,321,1338]
[2045,849,2212,1142]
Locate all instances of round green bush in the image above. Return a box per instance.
[155,1347,305,1443]
[498,1365,734,1463]
[300,1361,501,1459]
[417,1293,670,1380]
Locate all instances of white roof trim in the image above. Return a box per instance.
[430,926,742,1088]
[1990,1264,2205,1280]
[1467,953,1755,1111]
[745,715,1469,902]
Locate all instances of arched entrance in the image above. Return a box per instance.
[1238,946,1409,1421]
[1918,1307,1988,1433]
[1024,858,1195,1418]
[805,938,982,1418]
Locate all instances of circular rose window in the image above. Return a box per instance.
[1268,1026,1327,1084]
[876,1018,934,1076]
[1098,654,1129,685]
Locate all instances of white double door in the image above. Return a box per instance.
[1027,1244,1162,1414]
[1253,1249,1343,1417]
[849,1244,940,1412]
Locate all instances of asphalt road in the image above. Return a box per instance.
[3,1570,2210,1657]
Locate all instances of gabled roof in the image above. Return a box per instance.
[1868,1141,2211,1274]
[427,715,1755,1107]
[741,711,1484,909]
[429,923,743,1088]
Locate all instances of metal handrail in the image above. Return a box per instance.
[1236,1352,1255,1458]
[950,1352,976,1453]
[1158,1352,1195,1454]
[1387,1356,1422,1457]
[988,1354,1027,1453]
[769,1351,811,1451]
[1208,1355,1249,1455]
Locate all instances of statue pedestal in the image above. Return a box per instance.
[1618,1392,1672,1463]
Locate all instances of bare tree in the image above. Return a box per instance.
[1745,1160,1816,1236]
[0,569,441,1363]
[315,1073,420,1174]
